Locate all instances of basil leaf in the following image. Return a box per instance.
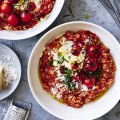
[90,70,101,78]
[67,83,71,89]
[65,76,72,82]
[58,56,64,64]
[64,75,72,85]
[63,68,74,89]
[70,83,76,89]
[66,82,76,89]
[49,60,54,66]
[64,68,73,76]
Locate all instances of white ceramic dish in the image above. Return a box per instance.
[0,43,21,100]
[28,21,120,120]
[0,0,64,40]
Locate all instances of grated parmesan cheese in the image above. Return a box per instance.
[0,61,18,88]
[81,84,88,91]
[51,83,68,99]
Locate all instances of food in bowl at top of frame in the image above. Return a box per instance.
[39,30,116,108]
[0,0,55,30]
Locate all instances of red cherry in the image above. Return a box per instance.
[75,40,84,46]
[71,63,78,70]
[39,9,45,16]
[21,11,32,22]
[90,76,96,85]
[59,66,65,74]
[73,75,79,82]
[73,72,80,82]
[87,45,101,58]
[7,0,19,4]
[7,14,19,27]
[39,6,47,16]
[0,0,3,3]
[84,79,92,88]
[71,44,82,56]
[85,59,98,72]
[27,2,36,11]
[79,73,84,82]
[1,3,12,14]
[84,76,96,88]
[0,18,2,24]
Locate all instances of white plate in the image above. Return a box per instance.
[28,21,120,120]
[0,43,21,100]
[0,0,65,40]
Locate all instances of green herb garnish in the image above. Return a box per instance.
[58,56,64,64]
[90,70,101,78]
[64,75,72,82]
[49,60,54,66]
[70,83,76,89]
[63,68,74,89]
[64,68,73,76]
[64,82,76,89]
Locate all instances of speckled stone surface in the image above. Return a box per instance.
[0,0,120,120]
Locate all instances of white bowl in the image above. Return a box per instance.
[28,21,120,120]
[0,0,65,40]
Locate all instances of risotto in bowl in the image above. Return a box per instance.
[28,21,120,120]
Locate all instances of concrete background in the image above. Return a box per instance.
[0,0,120,120]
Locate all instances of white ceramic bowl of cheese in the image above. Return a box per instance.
[0,0,65,40]
[28,21,120,120]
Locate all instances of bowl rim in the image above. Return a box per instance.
[0,0,65,40]
[28,21,120,120]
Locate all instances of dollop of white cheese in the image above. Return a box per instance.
[81,84,88,91]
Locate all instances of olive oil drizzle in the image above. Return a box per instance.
[94,89,108,102]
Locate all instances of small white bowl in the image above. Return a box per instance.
[28,21,120,120]
[0,0,65,40]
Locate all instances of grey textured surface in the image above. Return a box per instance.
[0,0,120,120]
